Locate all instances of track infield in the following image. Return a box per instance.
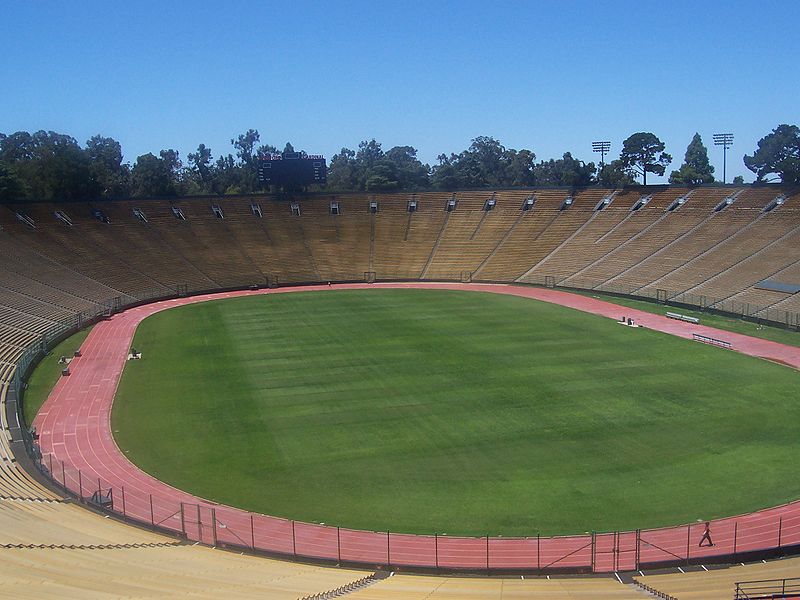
[33,283,800,571]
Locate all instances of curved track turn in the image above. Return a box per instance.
[34,283,800,572]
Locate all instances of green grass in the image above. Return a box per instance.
[566,289,800,348]
[24,327,92,426]
[112,289,800,536]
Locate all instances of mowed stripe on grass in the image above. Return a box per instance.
[112,289,800,536]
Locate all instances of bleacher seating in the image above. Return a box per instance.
[0,545,371,599]
[348,573,644,598]
[634,556,800,600]
[0,184,798,597]
[2,186,796,307]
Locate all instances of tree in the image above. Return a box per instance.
[364,163,399,191]
[0,131,35,163]
[504,149,537,187]
[383,146,430,189]
[326,147,359,191]
[187,143,214,192]
[669,133,714,184]
[0,161,25,201]
[131,152,178,197]
[229,129,263,192]
[619,132,672,185]
[356,139,384,171]
[598,160,636,187]
[325,141,429,191]
[733,175,744,184]
[85,135,129,197]
[462,136,507,187]
[743,124,800,184]
[232,129,260,166]
[534,152,595,187]
[430,154,461,190]
[41,132,96,200]
[212,153,241,195]
[0,130,95,200]
[0,132,40,198]
[429,137,538,189]
[159,149,181,175]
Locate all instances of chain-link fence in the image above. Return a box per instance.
[499,276,800,330]
[5,277,800,573]
[26,450,800,573]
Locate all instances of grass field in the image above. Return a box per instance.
[567,289,800,347]
[23,327,92,426]
[112,289,800,536]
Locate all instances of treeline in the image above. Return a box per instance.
[330,137,601,191]
[0,129,272,202]
[0,125,797,202]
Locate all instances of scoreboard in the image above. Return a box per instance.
[257,152,327,186]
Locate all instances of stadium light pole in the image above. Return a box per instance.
[713,133,734,184]
[592,141,611,170]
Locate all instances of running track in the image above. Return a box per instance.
[34,283,800,572]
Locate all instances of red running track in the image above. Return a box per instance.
[34,283,800,572]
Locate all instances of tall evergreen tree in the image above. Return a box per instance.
[619,132,672,185]
[669,133,715,184]
[744,124,800,184]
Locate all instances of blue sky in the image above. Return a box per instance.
[1,1,797,183]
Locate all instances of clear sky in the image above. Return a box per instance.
[1,0,797,184]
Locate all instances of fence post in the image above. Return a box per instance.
[61,461,66,489]
[48,453,53,477]
[336,526,341,564]
[211,509,217,546]
[121,486,126,517]
[537,533,541,572]
[149,494,154,528]
[778,517,783,549]
[387,531,391,566]
[250,515,255,550]
[686,525,691,564]
[97,478,101,497]
[591,531,596,572]
[635,529,641,571]
[733,522,738,557]
[486,534,489,573]
[292,521,296,557]
[78,470,83,501]
[435,533,439,570]
[196,505,201,541]
[180,503,186,537]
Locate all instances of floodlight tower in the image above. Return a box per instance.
[713,133,734,184]
[592,141,611,170]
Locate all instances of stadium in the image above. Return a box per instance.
[3,2,800,598]
[1,185,799,599]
